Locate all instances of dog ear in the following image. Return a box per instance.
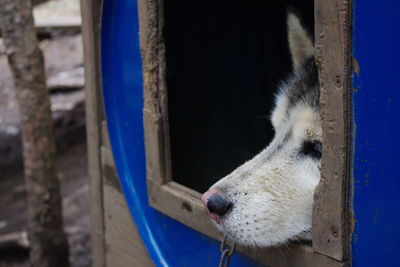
[287,10,314,69]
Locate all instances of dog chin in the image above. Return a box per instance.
[218,226,313,248]
[214,222,264,247]
[214,219,309,247]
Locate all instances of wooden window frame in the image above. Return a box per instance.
[138,0,352,266]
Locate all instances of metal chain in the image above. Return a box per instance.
[218,235,236,267]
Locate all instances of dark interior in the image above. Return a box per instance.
[165,1,314,193]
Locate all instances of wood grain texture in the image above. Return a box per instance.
[312,0,352,262]
[80,0,105,266]
[242,244,348,267]
[101,147,154,267]
[147,181,222,240]
[101,120,111,150]
[138,0,172,186]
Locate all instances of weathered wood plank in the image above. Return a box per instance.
[101,147,153,267]
[312,0,352,261]
[80,0,105,266]
[149,181,346,267]
[35,21,81,36]
[147,180,222,240]
[35,20,81,29]
[242,244,348,267]
[138,0,172,186]
[101,120,111,150]
[0,231,29,250]
[0,22,81,38]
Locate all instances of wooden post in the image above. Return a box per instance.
[80,0,106,266]
[313,0,352,262]
[0,0,69,266]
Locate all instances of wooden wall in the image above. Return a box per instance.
[80,1,153,266]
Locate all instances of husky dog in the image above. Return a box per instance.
[201,12,320,247]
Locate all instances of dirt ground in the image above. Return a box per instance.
[0,142,91,267]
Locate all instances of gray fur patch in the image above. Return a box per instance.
[280,58,319,114]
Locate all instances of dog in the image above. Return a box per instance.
[201,11,320,247]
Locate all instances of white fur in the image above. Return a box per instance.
[204,12,319,247]
[210,99,321,246]
[271,93,289,131]
[287,13,314,69]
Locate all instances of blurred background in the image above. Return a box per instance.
[0,0,90,266]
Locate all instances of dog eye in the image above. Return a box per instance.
[301,140,322,159]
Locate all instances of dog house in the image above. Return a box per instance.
[81,0,400,266]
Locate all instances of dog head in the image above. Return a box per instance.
[201,12,320,247]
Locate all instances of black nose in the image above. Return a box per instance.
[207,194,233,217]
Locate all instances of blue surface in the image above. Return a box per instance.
[352,1,400,266]
[100,0,262,266]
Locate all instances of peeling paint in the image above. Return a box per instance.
[352,57,360,75]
